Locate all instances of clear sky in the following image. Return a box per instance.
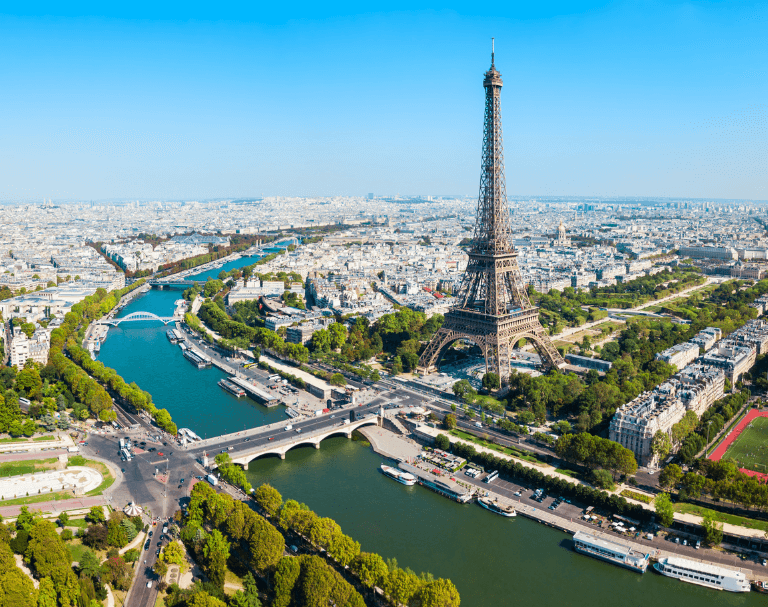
[0,1,765,202]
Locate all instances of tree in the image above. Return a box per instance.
[78,549,102,579]
[370,370,381,382]
[160,541,186,568]
[202,530,230,588]
[57,512,70,528]
[651,430,671,462]
[414,578,461,607]
[384,567,420,606]
[350,552,388,589]
[104,556,132,590]
[654,492,675,528]
[87,506,105,524]
[443,414,457,430]
[107,517,128,548]
[702,513,724,546]
[254,483,283,517]
[329,373,346,387]
[482,372,500,390]
[434,434,450,451]
[229,572,262,607]
[36,578,57,607]
[658,464,683,490]
[83,524,108,550]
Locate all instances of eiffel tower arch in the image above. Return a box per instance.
[419,43,565,383]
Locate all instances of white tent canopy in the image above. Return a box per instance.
[123,502,143,517]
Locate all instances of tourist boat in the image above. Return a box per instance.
[183,349,207,369]
[752,580,768,594]
[218,379,246,397]
[477,496,516,517]
[653,556,750,592]
[166,329,180,344]
[573,531,649,573]
[380,464,417,486]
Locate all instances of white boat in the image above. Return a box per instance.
[573,531,648,573]
[380,464,416,486]
[478,496,516,517]
[653,556,750,592]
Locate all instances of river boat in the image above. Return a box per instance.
[285,407,300,418]
[653,556,750,592]
[166,329,181,344]
[218,379,246,397]
[380,464,417,486]
[183,349,207,369]
[477,496,516,517]
[573,531,648,573]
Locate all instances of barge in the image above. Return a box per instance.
[573,531,649,573]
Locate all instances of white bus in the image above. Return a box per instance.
[121,449,132,462]
[484,470,499,483]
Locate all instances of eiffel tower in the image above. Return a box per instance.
[419,43,565,383]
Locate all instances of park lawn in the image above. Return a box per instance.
[0,489,78,507]
[472,394,505,410]
[722,416,768,473]
[33,435,56,441]
[555,467,581,479]
[66,517,89,528]
[674,502,768,533]
[225,569,244,590]
[0,457,58,478]
[450,430,544,465]
[68,541,90,563]
[620,489,653,504]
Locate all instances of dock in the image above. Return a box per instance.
[228,376,280,407]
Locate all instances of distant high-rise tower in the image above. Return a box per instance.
[419,44,565,382]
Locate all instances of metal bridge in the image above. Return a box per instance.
[98,311,176,326]
[148,280,199,288]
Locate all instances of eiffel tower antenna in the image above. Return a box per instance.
[418,48,565,384]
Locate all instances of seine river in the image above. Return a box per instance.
[97,255,759,607]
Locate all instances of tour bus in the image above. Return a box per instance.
[121,448,132,462]
[484,470,499,483]
[119,438,125,450]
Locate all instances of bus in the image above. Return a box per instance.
[121,449,132,461]
[484,470,499,483]
[242,362,257,369]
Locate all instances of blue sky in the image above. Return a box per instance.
[0,2,765,201]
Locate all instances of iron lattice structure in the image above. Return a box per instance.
[419,50,565,382]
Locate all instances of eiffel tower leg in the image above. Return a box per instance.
[417,327,455,374]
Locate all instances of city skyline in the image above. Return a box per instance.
[1,2,766,201]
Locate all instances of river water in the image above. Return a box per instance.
[97,255,759,607]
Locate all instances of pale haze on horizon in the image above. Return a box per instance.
[0,1,766,202]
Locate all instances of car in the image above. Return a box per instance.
[163,442,168,446]
[180,478,185,483]
[144,541,150,550]
[289,545,298,553]
[513,491,521,497]
[149,531,153,537]
[196,476,203,480]
[269,437,275,441]
[220,449,227,453]
[682,539,687,546]
[244,438,250,442]
[330,415,335,418]
[158,452,164,457]
[147,581,153,588]
[695,540,701,549]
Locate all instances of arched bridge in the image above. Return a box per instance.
[99,311,176,326]
[220,416,380,469]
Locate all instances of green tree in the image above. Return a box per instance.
[651,430,671,462]
[658,464,683,490]
[482,372,500,390]
[384,567,420,606]
[254,483,283,517]
[203,530,230,588]
[443,413,457,430]
[87,506,105,524]
[434,434,450,451]
[414,578,461,607]
[350,552,388,589]
[702,513,724,545]
[78,549,101,579]
[36,578,57,607]
[229,572,262,607]
[273,557,301,607]
[329,373,346,387]
[370,370,381,382]
[654,492,675,528]
[57,512,69,528]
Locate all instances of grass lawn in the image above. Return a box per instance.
[674,502,768,533]
[225,569,244,589]
[0,435,56,444]
[68,541,90,563]
[620,489,652,504]
[0,489,78,507]
[66,517,89,528]
[722,416,768,473]
[555,467,581,479]
[450,430,545,465]
[0,457,58,478]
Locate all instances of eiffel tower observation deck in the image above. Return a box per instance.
[419,43,565,384]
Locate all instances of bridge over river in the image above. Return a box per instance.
[186,403,399,469]
[96,311,179,326]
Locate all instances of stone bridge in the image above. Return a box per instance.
[223,416,380,469]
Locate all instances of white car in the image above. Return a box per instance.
[147,581,153,588]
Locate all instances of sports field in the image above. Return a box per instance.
[722,416,768,473]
